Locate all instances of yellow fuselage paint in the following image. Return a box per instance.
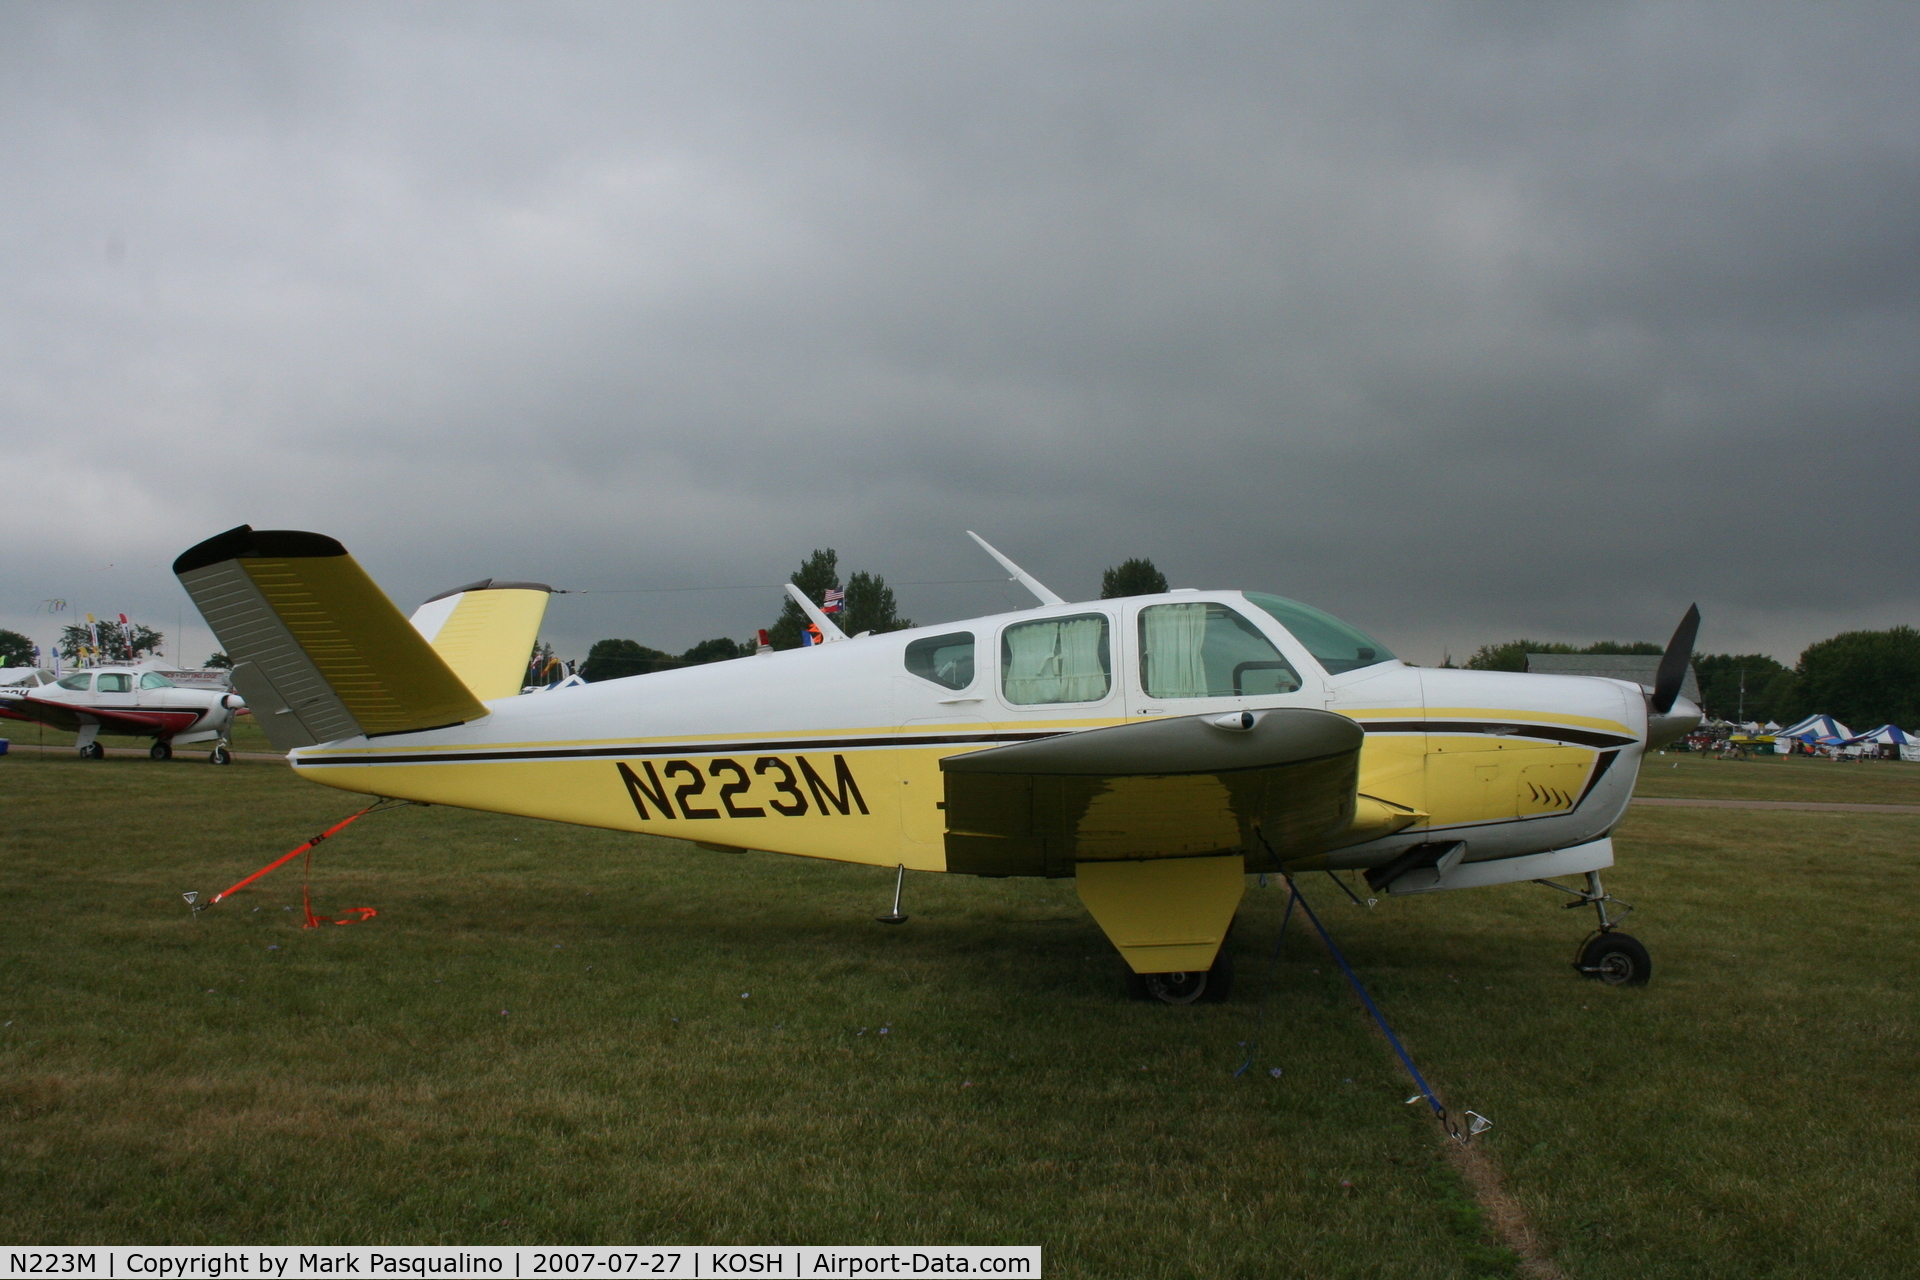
[293,706,1633,874]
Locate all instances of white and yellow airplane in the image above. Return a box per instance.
[175,525,1700,1002]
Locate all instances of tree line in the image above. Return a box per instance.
[559,549,1920,729]
[1465,627,1920,729]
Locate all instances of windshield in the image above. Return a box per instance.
[139,672,176,689]
[1244,593,1394,675]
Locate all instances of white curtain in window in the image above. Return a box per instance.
[1142,604,1210,698]
[1003,616,1109,704]
[1055,616,1109,702]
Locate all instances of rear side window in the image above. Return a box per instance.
[1002,613,1111,705]
[96,673,132,693]
[1139,602,1301,698]
[57,672,92,691]
[904,632,975,690]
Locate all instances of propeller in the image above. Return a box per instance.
[1650,604,1701,715]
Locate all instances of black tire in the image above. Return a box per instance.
[1577,932,1651,987]
[78,742,105,760]
[208,746,232,766]
[1140,947,1236,1005]
[150,741,172,761]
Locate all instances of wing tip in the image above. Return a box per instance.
[174,526,349,576]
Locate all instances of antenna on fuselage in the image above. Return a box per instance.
[966,531,1065,607]
[784,584,848,643]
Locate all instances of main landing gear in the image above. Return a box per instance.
[77,741,106,760]
[150,740,173,761]
[1537,870,1651,987]
[1129,946,1235,1005]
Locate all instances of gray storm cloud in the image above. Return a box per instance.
[1,2,1914,667]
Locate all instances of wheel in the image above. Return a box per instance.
[78,742,105,760]
[150,741,173,761]
[1144,971,1209,1004]
[1140,947,1236,1005]
[208,746,232,766]
[1577,932,1651,987]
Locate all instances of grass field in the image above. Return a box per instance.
[2,748,1917,1277]
[1631,750,1920,804]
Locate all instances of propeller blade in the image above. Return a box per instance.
[1650,604,1701,715]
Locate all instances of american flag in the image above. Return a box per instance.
[822,588,845,615]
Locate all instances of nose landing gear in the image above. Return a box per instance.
[1536,870,1651,987]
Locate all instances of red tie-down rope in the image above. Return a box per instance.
[209,801,399,926]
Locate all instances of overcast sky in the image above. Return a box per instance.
[3,1,1915,669]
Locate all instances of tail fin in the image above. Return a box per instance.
[410,579,553,701]
[174,526,490,751]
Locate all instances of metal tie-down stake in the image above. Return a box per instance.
[876,863,909,924]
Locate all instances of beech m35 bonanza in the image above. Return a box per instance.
[175,525,1701,1003]
[0,658,245,762]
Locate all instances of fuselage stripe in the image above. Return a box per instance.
[293,729,1068,768]
[1354,719,1637,749]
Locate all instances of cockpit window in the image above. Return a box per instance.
[1002,613,1111,705]
[1244,593,1394,675]
[139,672,175,689]
[57,672,92,691]
[1139,602,1301,698]
[96,673,132,693]
[904,632,975,691]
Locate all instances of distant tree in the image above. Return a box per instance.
[206,652,234,670]
[58,619,161,663]
[1793,627,1920,730]
[0,629,34,668]
[766,549,912,649]
[840,570,911,637]
[1465,638,1661,673]
[580,638,675,682]
[681,637,751,665]
[768,549,841,650]
[1101,558,1168,599]
[1693,653,1795,723]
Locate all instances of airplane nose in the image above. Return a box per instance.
[1645,694,1702,750]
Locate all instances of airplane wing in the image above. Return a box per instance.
[0,695,200,738]
[940,708,1375,877]
[174,526,490,752]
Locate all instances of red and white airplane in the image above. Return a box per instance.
[0,659,244,762]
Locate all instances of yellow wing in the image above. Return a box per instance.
[174,526,490,751]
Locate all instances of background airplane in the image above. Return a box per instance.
[176,525,1700,1002]
[0,657,245,762]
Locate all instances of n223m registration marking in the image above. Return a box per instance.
[617,754,870,821]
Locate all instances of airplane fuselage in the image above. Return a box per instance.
[282,590,1655,885]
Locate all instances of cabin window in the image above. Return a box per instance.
[96,673,132,693]
[139,672,175,689]
[1244,593,1394,674]
[1139,602,1301,698]
[904,632,975,691]
[1001,614,1111,705]
[57,672,92,691]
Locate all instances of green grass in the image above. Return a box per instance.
[3,753,1917,1278]
[1632,750,1920,803]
